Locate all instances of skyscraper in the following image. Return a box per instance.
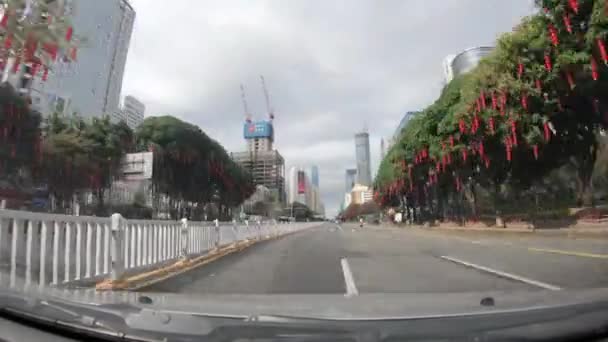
[114,95,145,129]
[345,169,357,193]
[311,166,319,187]
[355,132,372,187]
[30,0,136,119]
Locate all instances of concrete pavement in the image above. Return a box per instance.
[139,223,608,295]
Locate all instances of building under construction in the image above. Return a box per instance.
[231,78,286,204]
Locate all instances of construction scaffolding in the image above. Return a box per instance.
[231,149,285,204]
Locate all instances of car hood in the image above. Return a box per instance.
[13,287,608,320]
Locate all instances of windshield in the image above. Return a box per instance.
[1,0,608,339]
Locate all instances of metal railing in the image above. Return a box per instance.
[0,209,317,289]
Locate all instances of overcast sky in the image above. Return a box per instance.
[122,0,535,217]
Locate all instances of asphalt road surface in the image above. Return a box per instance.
[141,223,608,295]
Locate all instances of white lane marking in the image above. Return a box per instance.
[340,257,359,296]
[440,255,562,291]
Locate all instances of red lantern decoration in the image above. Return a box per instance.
[518,61,524,78]
[544,54,552,71]
[511,121,518,146]
[474,115,480,132]
[449,135,454,148]
[4,34,12,50]
[0,12,8,28]
[565,70,575,89]
[568,0,579,13]
[462,148,468,162]
[535,79,542,92]
[476,98,481,113]
[506,146,512,162]
[521,92,528,111]
[548,24,559,47]
[592,56,599,81]
[491,92,497,110]
[480,91,486,109]
[459,119,466,134]
[533,145,539,160]
[598,38,608,65]
[563,13,572,34]
[479,141,485,158]
[543,122,551,142]
[488,117,495,135]
[66,26,73,41]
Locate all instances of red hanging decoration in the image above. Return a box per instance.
[70,47,77,61]
[544,54,552,71]
[543,122,551,142]
[479,141,485,158]
[565,70,575,89]
[518,61,524,78]
[0,11,8,28]
[521,92,528,111]
[473,115,480,133]
[506,146,512,162]
[533,145,539,160]
[548,24,559,47]
[591,56,599,81]
[436,162,440,172]
[476,98,481,113]
[66,26,73,41]
[462,148,468,162]
[568,0,579,13]
[488,117,495,135]
[4,34,12,50]
[598,38,608,65]
[535,79,542,92]
[563,13,572,34]
[511,121,518,146]
[459,119,466,134]
[491,92,497,110]
[449,135,454,148]
[480,91,486,109]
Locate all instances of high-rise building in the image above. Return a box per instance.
[394,111,419,140]
[380,138,386,160]
[113,95,145,129]
[311,166,319,187]
[30,0,136,119]
[345,169,357,193]
[443,46,494,83]
[355,132,372,187]
[232,119,285,204]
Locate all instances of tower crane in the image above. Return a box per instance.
[260,75,275,120]
[240,84,252,123]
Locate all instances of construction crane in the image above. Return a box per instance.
[240,84,252,123]
[260,75,275,121]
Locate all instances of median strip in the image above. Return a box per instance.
[528,247,608,259]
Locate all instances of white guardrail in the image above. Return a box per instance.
[0,210,318,289]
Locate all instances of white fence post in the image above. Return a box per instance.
[214,219,220,248]
[180,218,189,259]
[110,213,124,281]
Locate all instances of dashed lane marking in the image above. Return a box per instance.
[440,255,562,291]
[528,247,608,259]
[340,257,359,297]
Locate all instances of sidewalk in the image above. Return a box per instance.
[391,221,608,238]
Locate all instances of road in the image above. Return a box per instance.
[140,223,608,295]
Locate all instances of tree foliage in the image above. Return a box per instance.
[376,0,608,218]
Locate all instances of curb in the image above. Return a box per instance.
[96,234,284,291]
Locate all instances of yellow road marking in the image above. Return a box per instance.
[528,247,608,259]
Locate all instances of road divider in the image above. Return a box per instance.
[439,255,562,291]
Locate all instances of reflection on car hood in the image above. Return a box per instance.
[5,287,608,320]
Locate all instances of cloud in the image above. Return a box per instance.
[123,0,535,217]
